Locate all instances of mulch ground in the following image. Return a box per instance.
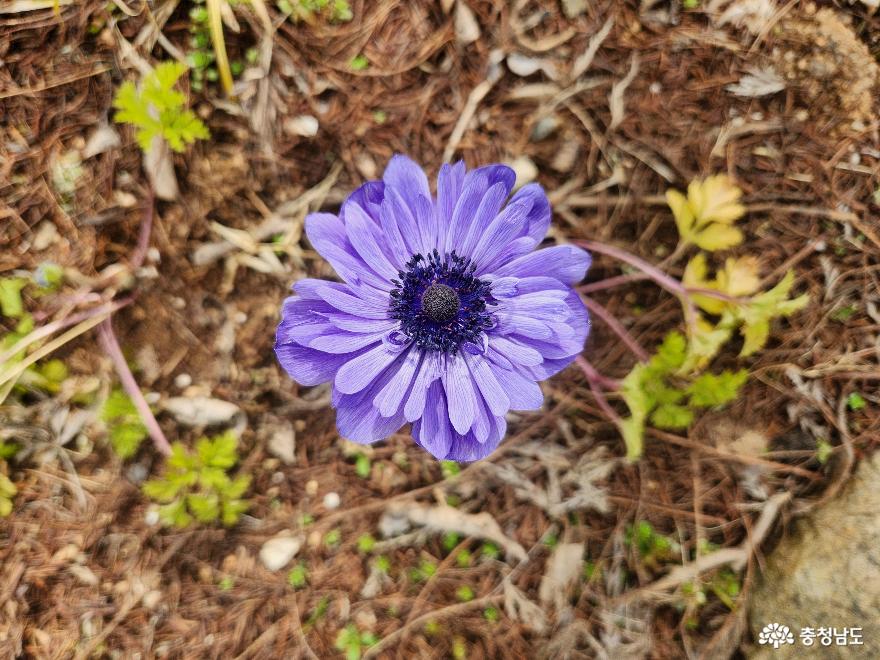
[2,0,879,658]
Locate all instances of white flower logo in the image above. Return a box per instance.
[758,623,795,649]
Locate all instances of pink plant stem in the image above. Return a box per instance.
[580,295,649,362]
[578,272,650,294]
[575,356,624,427]
[97,317,171,456]
[576,239,699,331]
[0,298,131,368]
[130,188,155,270]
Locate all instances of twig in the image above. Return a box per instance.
[363,595,502,659]
[97,318,171,456]
[442,58,501,162]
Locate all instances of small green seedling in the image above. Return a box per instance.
[374,555,391,574]
[0,471,16,518]
[142,431,250,528]
[455,549,472,568]
[349,54,369,71]
[442,532,460,552]
[357,534,376,553]
[627,521,679,571]
[113,61,209,153]
[101,387,149,459]
[440,460,460,479]
[480,542,500,560]
[483,606,499,622]
[324,528,342,548]
[409,558,437,583]
[354,453,371,478]
[288,562,309,589]
[278,0,353,23]
[455,585,475,602]
[335,623,378,660]
[847,392,866,411]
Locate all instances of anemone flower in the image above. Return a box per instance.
[275,155,591,461]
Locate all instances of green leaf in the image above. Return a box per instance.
[0,496,12,517]
[355,453,371,479]
[0,473,17,499]
[686,369,748,408]
[0,442,18,459]
[224,474,251,499]
[113,62,208,154]
[0,278,27,318]
[847,392,866,411]
[650,403,693,429]
[143,477,183,502]
[101,389,148,458]
[350,54,369,70]
[109,423,148,459]
[667,176,746,251]
[187,492,220,522]
[156,499,191,527]
[198,431,238,469]
[221,498,249,526]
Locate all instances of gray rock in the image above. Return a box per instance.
[749,453,880,658]
[259,535,303,572]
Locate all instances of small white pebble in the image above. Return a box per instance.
[174,373,192,389]
[144,391,161,405]
[146,247,161,263]
[142,590,163,610]
[171,297,186,310]
[649,81,662,94]
[145,508,160,526]
[849,152,861,166]
[323,492,341,509]
[233,312,247,324]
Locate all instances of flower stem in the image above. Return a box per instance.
[97,317,171,456]
[580,295,649,362]
[575,356,624,428]
[577,239,699,333]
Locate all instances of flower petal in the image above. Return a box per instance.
[335,344,400,394]
[458,182,510,258]
[383,154,431,214]
[344,202,399,279]
[305,213,390,291]
[444,173,487,255]
[493,245,592,285]
[442,353,479,435]
[275,342,356,386]
[463,352,510,417]
[373,347,422,417]
[435,161,466,245]
[315,286,389,320]
[510,183,551,244]
[412,381,453,458]
[403,351,441,422]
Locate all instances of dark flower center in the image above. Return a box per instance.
[389,250,495,353]
[421,284,460,323]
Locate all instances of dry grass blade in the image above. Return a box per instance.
[0,0,71,13]
[206,0,235,97]
[387,501,528,561]
[0,312,112,405]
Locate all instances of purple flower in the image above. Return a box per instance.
[275,155,591,461]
